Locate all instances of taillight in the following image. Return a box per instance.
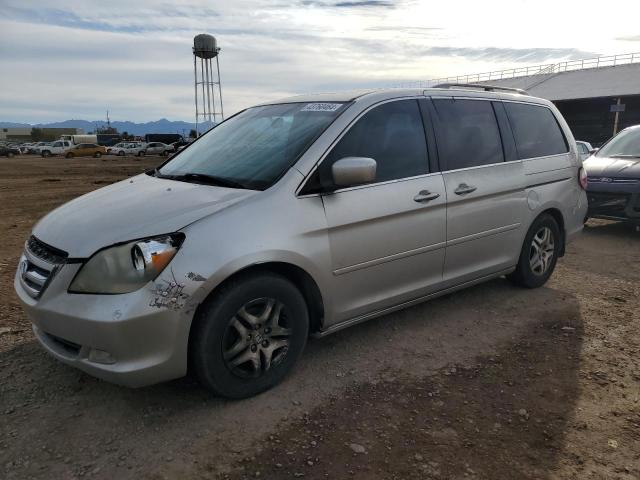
[579,167,588,190]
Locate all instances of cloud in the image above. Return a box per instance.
[419,47,597,64]
[300,0,396,7]
[333,1,395,7]
[616,35,640,42]
[0,0,634,123]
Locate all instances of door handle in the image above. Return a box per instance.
[413,190,440,203]
[454,183,477,195]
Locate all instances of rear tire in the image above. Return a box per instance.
[507,214,561,288]
[7,152,14,158]
[138,150,145,157]
[94,152,102,158]
[42,151,51,157]
[191,272,309,399]
[118,151,125,156]
[65,152,73,158]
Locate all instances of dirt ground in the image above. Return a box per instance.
[0,155,638,480]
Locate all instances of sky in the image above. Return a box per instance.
[1,0,639,123]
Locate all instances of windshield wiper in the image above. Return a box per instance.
[610,154,640,159]
[163,172,249,189]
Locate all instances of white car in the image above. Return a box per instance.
[31,142,52,154]
[40,140,72,157]
[576,141,594,161]
[144,142,172,156]
[109,142,146,156]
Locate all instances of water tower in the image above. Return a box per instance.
[193,34,224,136]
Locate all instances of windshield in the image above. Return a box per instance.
[597,128,640,158]
[158,102,347,190]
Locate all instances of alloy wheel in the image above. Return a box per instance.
[222,298,292,378]
[529,226,555,276]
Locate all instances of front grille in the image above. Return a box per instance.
[26,236,68,264]
[19,236,68,299]
[45,332,81,357]
[588,177,639,185]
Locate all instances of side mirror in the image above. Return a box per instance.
[331,157,377,188]
[589,148,599,155]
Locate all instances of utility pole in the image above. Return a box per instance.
[612,98,622,136]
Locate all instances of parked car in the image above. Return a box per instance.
[14,86,587,398]
[31,142,52,154]
[169,140,189,153]
[576,140,594,161]
[0,144,21,157]
[583,125,640,225]
[144,142,172,156]
[18,143,34,154]
[40,140,72,157]
[109,142,146,156]
[64,143,108,158]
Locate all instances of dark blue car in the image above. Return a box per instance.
[583,125,640,225]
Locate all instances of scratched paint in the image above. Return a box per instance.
[150,268,189,310]
[186,272,206,282]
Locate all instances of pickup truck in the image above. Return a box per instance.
[40,141,72,157]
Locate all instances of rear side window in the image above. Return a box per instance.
[504,102,568,159]
[323,99,428,183]
[431,99,504,170]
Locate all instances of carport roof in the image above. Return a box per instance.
[483,63,640,101]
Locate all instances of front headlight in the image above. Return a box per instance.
[69,234,184,294]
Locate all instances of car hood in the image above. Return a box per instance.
[33,173,258,257]
[583,156,640,179]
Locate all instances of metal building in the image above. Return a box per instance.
[421,53,640,146]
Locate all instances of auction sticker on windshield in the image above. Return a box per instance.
[301,103,343,112]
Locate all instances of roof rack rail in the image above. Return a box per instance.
[433,83,529,95]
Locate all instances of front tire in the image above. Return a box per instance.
[42,151,51,157]
[65,152,73,158]
[94,152,102,158]
[118,151,125,156]
[507,214,561,288]
[191,272,309,399]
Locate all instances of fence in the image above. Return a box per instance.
[396,52,640,89]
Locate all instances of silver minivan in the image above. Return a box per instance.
[15,86,588,398]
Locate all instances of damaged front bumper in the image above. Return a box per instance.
[14,258,196,388]
[587,182,640,223]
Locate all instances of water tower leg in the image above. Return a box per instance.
[205,59,213,123]
[193,55,199,136]
[200,58,207,128]
[216,55,224,120]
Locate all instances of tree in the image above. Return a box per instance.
[189,129,197,139]
[97,125,118,134]
[31,127,44,141]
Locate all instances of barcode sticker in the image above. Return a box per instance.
[301,103,342,112]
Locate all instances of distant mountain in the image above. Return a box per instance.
[0,119,215,136]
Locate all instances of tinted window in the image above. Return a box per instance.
[432,99,504,170]
[322,99,428,184]
[504,102,568,159]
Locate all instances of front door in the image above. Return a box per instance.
[317,99,447,322]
